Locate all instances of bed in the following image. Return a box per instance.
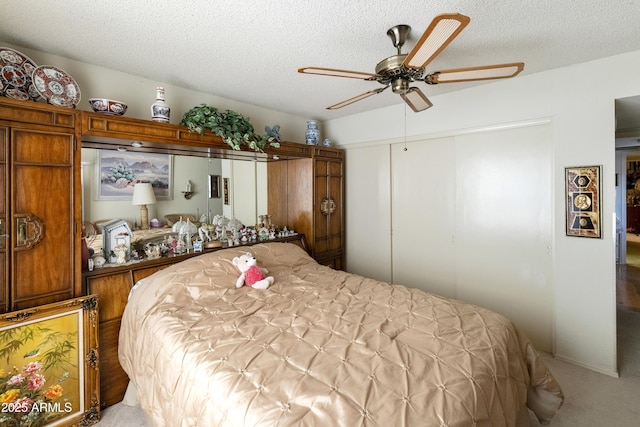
[118,240,564,426]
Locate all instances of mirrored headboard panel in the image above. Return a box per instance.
[81,148,224,227]
[79,111,308,229]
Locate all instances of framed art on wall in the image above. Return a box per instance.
[223,178,230,205]
[95,150,173,200]
[209,174,220,198]
[565,165,602,238]
[0,295,99,426]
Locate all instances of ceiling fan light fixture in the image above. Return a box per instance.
[401,87,433,112]
[403,13,470,69]
[391,78,409,94]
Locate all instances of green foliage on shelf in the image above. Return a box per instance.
[180,104,279,151]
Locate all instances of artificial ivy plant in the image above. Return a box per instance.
[180,104,279,151]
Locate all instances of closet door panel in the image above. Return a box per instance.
[344,145,391,282]
[391,138,457,297]
[454,124,552,350]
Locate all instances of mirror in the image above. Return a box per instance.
[81,148,267,231]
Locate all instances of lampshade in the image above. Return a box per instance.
[132,183,156,230]
[131,183,157,206]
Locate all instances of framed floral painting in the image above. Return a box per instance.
[0,296,99,426]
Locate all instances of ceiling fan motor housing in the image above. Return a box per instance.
[375,54,425,93]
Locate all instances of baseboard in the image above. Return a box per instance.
[554,353,619,378]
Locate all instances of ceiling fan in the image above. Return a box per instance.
[298,13,524,112]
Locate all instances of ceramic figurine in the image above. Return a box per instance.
[265,124,282,142]
[113,244,128,264]
[144,243,161,259]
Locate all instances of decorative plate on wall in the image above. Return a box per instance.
[0,46,42,101]
[32,64,81,107]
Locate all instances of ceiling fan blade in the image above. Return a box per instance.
[327,87,388,110]
[400,87,433,112]
[403,13,470,70]
[426,62,524,84]
[298,67,377,80]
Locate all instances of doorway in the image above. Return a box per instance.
[615,95,640,375]
[616,152,640,312]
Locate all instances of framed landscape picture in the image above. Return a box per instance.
[565,165,602,238]
[0,296,99,426]
[95,150,173,200]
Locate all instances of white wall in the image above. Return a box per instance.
[328,49,640,376]
[1,42,310,143]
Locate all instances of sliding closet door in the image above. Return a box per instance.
[345,145,392,282]
[455,124,552,350]
[391,137,457,298]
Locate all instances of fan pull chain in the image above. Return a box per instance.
[403,104,408,151]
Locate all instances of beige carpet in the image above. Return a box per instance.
[96,309,640,426]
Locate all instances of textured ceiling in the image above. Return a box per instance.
[1,0,640,122]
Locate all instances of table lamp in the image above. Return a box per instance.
[131,183,156,230]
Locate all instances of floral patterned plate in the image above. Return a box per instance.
[0,47,42,101]
[32,65,80,108]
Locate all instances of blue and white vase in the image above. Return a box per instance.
[151,87,170,123]
[305,120,319,145]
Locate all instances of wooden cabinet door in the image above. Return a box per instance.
[314,157,344,259]
[0,127,7,313]
[11,127,75,309]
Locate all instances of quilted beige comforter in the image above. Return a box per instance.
[119,242,563,426]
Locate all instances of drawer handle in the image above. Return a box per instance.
[16,214,45,249]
